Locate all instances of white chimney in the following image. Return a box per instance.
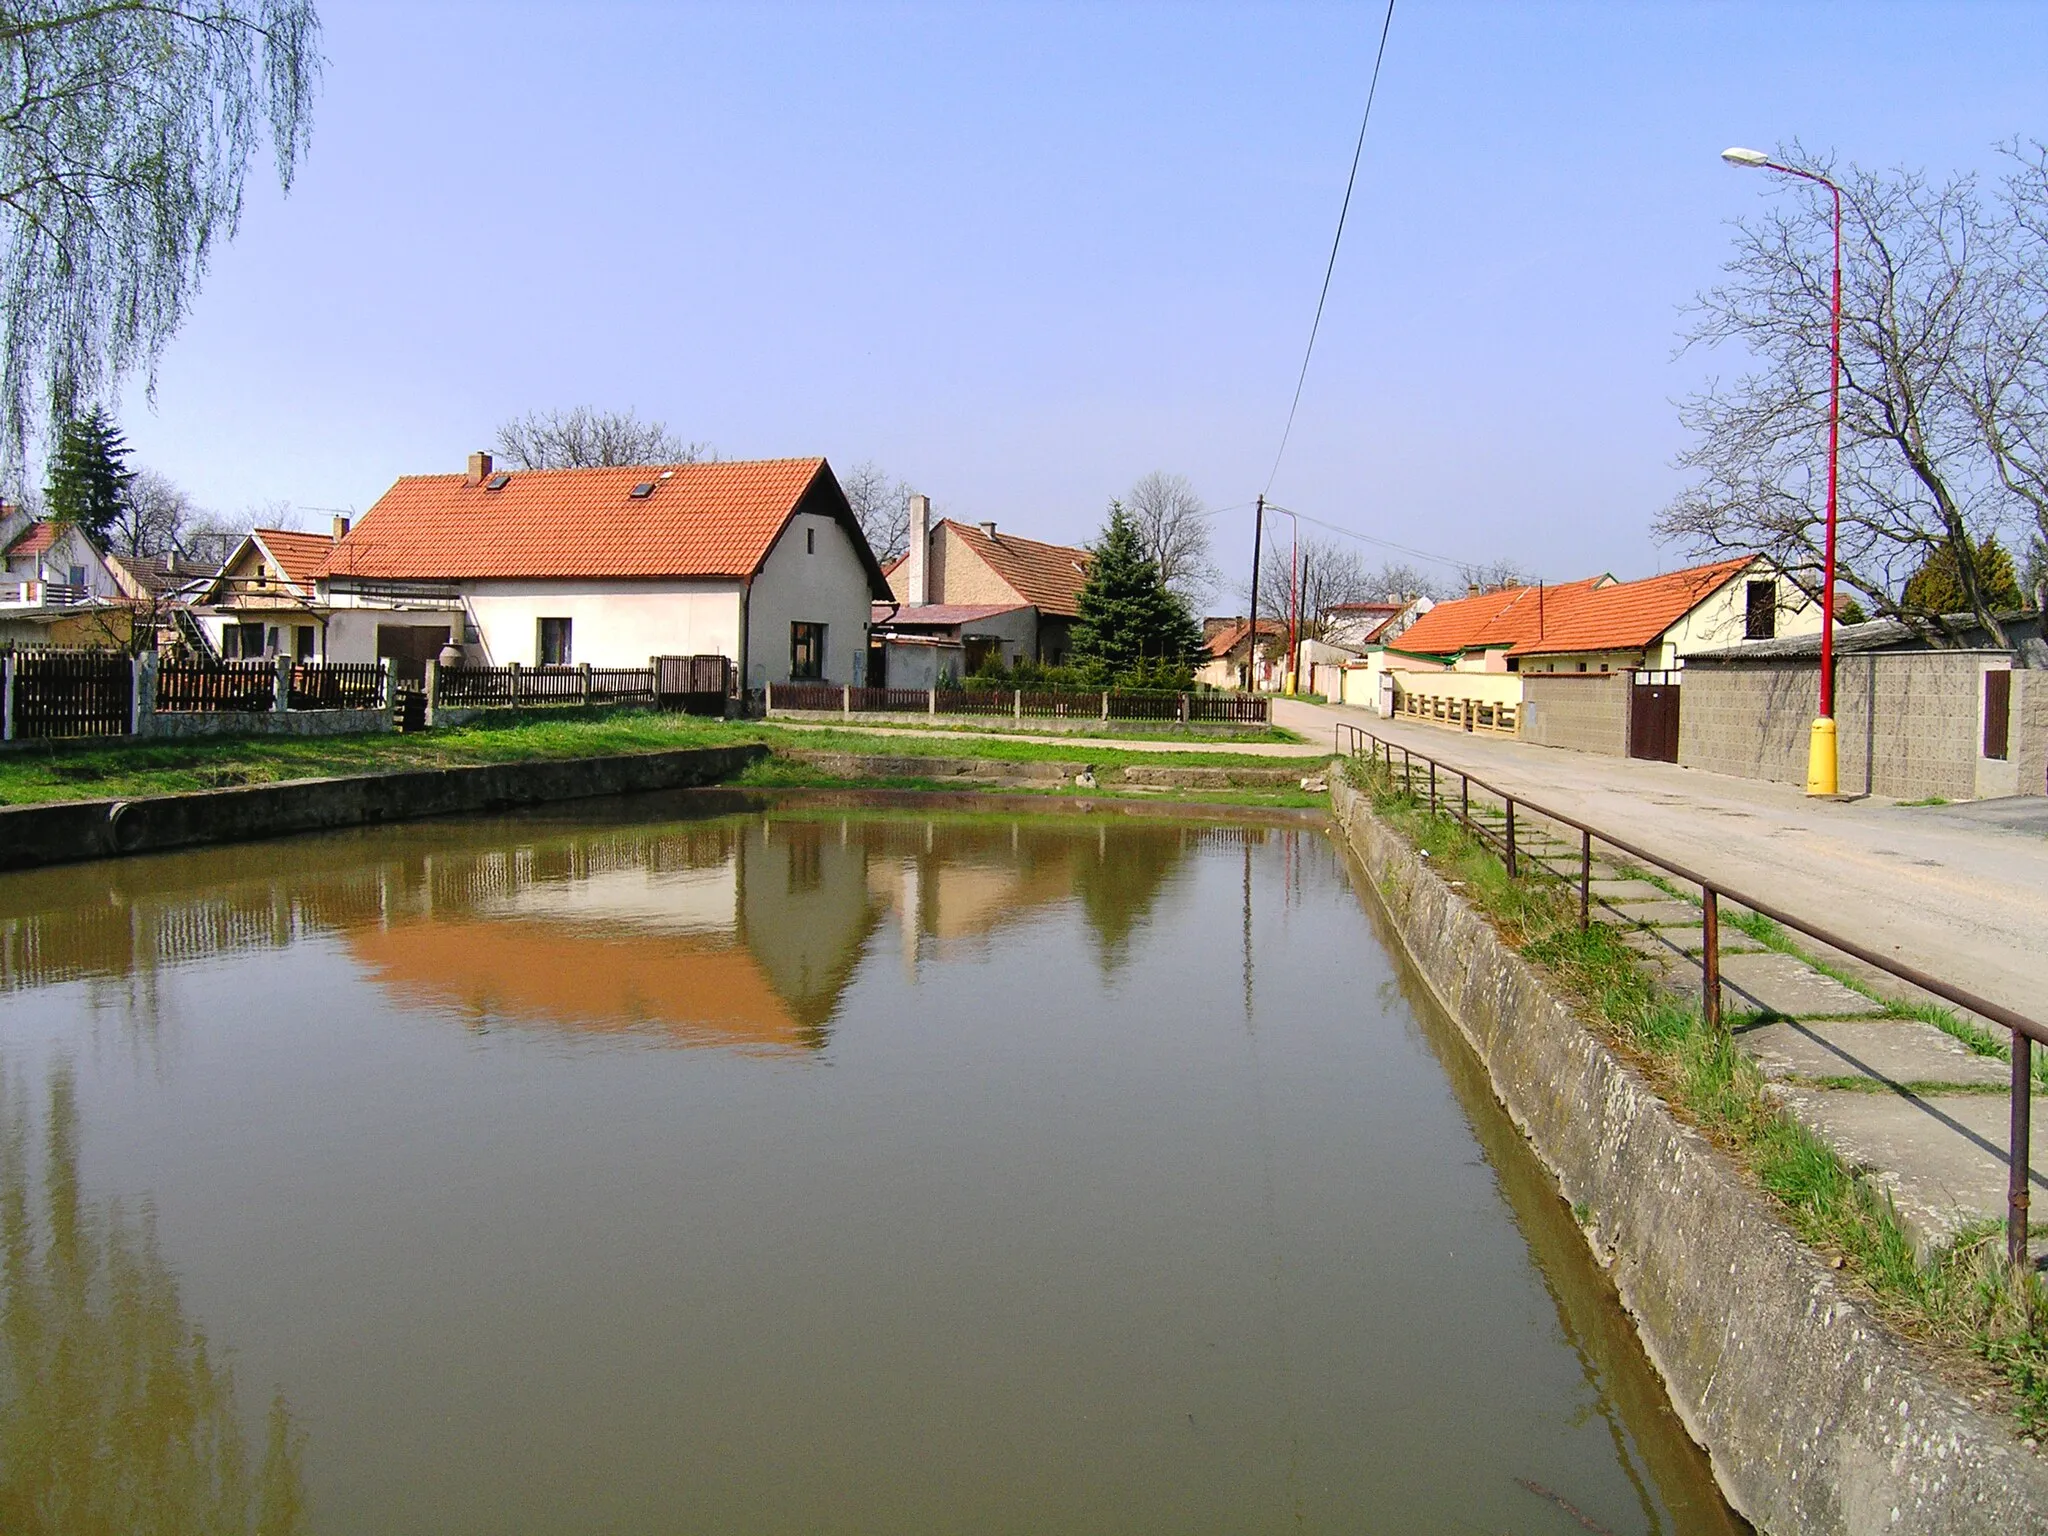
[907,493,931,606]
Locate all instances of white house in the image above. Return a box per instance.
[312,453,892,686]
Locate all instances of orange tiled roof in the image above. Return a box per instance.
[318,458,847,582]
[943,519,1091,617]
[1507,556,1754,657]
[4,520,58,558]
[1389,577,1609,657]
[1203,616,1284,658]
[252,528,336,590]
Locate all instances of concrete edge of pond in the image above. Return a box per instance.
[1329,770,2048,1536]
[0,745,770,871]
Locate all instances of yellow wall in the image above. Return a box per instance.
[1393,670,1523,708]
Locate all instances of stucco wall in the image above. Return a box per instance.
[1522,672,1630,756]
[744,508,875,686]
[323,608,466,664]
[1681,651,2029,800]
[2014,671,2048,800]
[1390,670,1522,708]
[462,582,741,670]
[1661,567,1823,665]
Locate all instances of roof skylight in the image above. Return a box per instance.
[630,482,656,499]
[486,473,511,491]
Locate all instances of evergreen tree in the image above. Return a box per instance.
[1069,501,1201,684]
[1901,535,2023,617]
[43,408,134,545]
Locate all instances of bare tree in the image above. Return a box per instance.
[840,459,912,563]
[1359,561,1453,601]
[1251,535,1372,636]
[1452,557,1535,593]
[178,514,248,570]
[0,3,322,464]
[1656,146,2017,642]
[493,407,710,470]
[1123,471,1219,603]
[108,467,194,556]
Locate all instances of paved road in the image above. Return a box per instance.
[1272,696,2048,1022]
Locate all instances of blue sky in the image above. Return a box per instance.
[114,1,2045,604]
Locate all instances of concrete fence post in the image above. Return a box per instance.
[1100,690,1110,721]
[1178,692,1188,724]
[378,659,394,712]
[272,653,292,714]
[1,653,13,741]
[132,653,157,736]
[928,687,936,715]
[508,660,523,704]
[424,659,440,727]
[578,662,592,704]
[843,683,852,717]
[764,679,774,713]
[1014,689,1022,721]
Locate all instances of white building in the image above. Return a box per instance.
[310,453,891,686]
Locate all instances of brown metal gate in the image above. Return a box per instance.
[1629,670,1681,762]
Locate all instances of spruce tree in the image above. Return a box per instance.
[1069,501,1202,685]
[1901,535,2022,617]
[43,408,134,545]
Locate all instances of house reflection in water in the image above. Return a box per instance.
[0,809,1255,1053]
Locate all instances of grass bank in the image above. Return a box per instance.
[0,709,1321,809]
[732,751,1329,810]
[1344,753,2048,1435]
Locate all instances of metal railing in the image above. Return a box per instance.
[1335,719,2043,1274]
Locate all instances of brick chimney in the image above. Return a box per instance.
[333,514,351,540]
[906,493,932,606]
[467,451,492,484]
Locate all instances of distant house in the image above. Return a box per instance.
[882,495,1089,666]
[1510,556,1820,674]
[0,510,141,648]
[1196,616,1284,691]
[192,527,339,661]
[313,453,891,687]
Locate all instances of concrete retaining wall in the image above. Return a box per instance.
[1681,651,2029,800]
[781,751,1302,789]
[1330,770,2048,1534]
[0,745,766,872]
[1522,672,1630,756]
[140,708,390,740]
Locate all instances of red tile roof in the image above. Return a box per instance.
[1388,577,1610,658]
[253,528,336,591]
[940,520,1091,617]
[1507,557,1754,657]
[1204,616,1284,658]
[318,458,854,582]
[4,520,58,558]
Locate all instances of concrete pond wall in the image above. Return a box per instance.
[0,745,768,872]
[1329,769,2048,1534]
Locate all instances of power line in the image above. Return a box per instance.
[1263,0,1397,497]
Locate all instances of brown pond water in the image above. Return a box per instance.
[0,794,1746,1534]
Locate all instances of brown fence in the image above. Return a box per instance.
[289,662,385,711]
[770,683,1269,725]
[437,663,657,709]
[654,655,733,699]
[9,651,132,738]
[589,668,656,702]
[158,659,277,713]
[770,682,842,711]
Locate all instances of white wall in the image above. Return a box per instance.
[463,581,743,668]
[745,509,874,686]
[1664,564,1822,666]
[324,608,466,663]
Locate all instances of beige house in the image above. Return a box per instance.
[193,527,341,661]
[884,495,1089,665]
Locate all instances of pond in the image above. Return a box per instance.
[0,795,1746,1534]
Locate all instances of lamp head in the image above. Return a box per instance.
[1721,146,1771,168]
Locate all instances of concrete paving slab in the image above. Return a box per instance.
[1617,926,1765,962]
[1716,951,1879,1019]
[1776,1086,2046,1252]
[1589,880,1672,903]
[1597,900,1701,927]
[1738,1019,2013,1088]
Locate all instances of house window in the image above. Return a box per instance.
[538,617,572,667]
[67,564,85,590]
[1577,661,1588,673]
[295,625,315,661]
[806,527,816,555]
[1745,579,1777,640]
[790,621,825,681]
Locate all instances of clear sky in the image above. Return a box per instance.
[112,0,2046,605]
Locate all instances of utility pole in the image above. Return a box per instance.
[1247,495,1265,692]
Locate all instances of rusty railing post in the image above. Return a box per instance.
[1702,887,1722,1034]
[1402,745,1412,796]
[1579,829,1591,931]
[1505,798,1517,878]
[2013,1032,2034,1275]
[1461,773,1469,825]
[1429,760,1437,816]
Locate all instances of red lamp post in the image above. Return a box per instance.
[1723,146,1843,796]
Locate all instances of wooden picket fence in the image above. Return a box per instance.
[157,660,277,713]
[7,650,132,739]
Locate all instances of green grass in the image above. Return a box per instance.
[0,708,1324,809]
[1898,795,1952,807]
[1345,753,2048,1433]
[768,714,1303,744]
[731,752,1328,809]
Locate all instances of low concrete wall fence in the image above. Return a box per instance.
[1680,651,2034,800]
[1521,671,1630,756]
[2,652,399,747]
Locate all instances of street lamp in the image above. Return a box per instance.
[1722,146,1844,796]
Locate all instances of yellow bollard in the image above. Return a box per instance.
[1805,715,1839,796]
